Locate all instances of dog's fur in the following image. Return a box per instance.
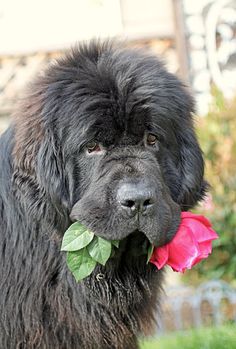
[0,41,207,348]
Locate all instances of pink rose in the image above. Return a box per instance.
[150,212,219,273]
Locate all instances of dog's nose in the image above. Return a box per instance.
[117,182,155,216]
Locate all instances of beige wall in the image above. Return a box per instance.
[0,0,174,55]
[0,0,177,133]
[121,0,174,39]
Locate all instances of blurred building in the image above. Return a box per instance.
[0,0,236,132]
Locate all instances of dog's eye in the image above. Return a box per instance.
[86,141,101,153]
[147,133,158,146]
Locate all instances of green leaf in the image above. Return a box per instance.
[147,244,154,264]
[67,249,97,282]
[61,222,94,251]
[111,240,120,248]
[87,236,112,265]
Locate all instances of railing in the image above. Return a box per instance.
[158,280,236,333]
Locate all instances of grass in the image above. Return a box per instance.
[140,324,236,349]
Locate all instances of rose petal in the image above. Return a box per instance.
[150,245,169,270]
[172,265,187,273]
[150,212,219,272]
[198,240,213,256]
[192,242,212,266]
[189,241,213,267]
[167,225,201,272]
[208,228,219,240]
[181,212,212,227]
[182,219,218,243]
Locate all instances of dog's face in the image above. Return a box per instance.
[16,42,207,248]
[70,124,181,247]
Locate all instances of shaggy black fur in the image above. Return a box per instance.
[0,41,207,349]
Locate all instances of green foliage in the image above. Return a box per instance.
[188,89,236,282]
[87,236,112,266]
[147,244,154,264]
[61,222,114,281]
[61,221,153,282]
[67,249,97,282]
[140,325,236,349]
[61,222,94,251]
[111,240,120,248]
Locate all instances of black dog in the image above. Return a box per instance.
[0,41,207,348]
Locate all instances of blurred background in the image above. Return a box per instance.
[0,0,236,348]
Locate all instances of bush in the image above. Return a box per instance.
[187,89,236,283]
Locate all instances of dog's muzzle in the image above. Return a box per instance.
[117,180,155,218]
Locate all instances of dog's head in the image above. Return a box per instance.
[13,41,207,247]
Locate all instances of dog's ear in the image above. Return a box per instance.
[151,67,208,209]
[12,82,70,216]
[176,120,208,210]
[169,83,208,210]
[36,130,70,210]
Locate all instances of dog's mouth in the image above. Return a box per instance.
[111,230,151,263]
[109,225,179,265]
[124,230,150,256]
[115,215,180,253]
